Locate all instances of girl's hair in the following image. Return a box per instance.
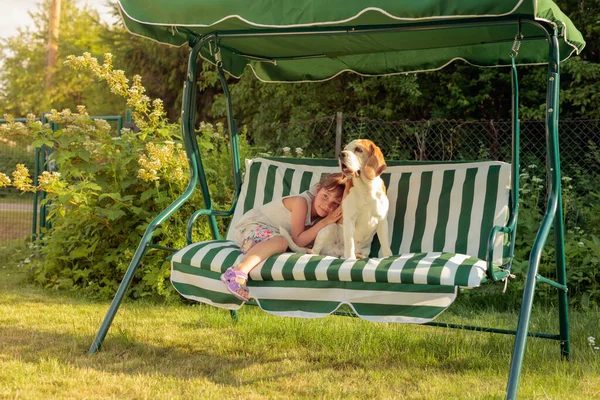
[318,172,347,192]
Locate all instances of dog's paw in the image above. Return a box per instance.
[355,253,366,259]
[307,249,316,255]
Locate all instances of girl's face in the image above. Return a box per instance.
[312,186,343,218]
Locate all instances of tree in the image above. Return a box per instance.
[0,0,125,117]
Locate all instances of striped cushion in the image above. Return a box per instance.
[171,157,512,323]
[172,241,486,288]
[227,157,510,263]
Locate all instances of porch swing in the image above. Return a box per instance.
[89,1,585,399]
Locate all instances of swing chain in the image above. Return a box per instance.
[510,20,523,59]
[503,273,517,293]
[510,33,523,59]
[215,50,223,67]
[209,40,223,68]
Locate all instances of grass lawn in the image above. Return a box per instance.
[0,242,599,399]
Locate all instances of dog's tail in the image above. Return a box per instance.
[279,226,310,253]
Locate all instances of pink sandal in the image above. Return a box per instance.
[220,267,250,302]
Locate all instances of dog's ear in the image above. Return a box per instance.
[364,142,386,179]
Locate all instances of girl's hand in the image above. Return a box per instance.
[322,207,343,225]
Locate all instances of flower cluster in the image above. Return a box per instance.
[3,164,63,193]
[519,163,545,196]
[11,164,35,192]
[0,135,17,148]
[0,172,11,187]
[64,53,166,129]
[589,336,599,351]
[37,171,62,190]
[281,146,305,157]
[137,141,187,186]
[1,113,42,140]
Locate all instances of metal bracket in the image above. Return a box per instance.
[510,20,523,59]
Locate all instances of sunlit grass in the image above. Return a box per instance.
[0,241,599,399]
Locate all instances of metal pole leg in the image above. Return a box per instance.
[506,27,562,400]
[88,237,150,353]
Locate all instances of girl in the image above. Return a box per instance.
[221,173,347,302]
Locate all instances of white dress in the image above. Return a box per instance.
[233,190,316,249]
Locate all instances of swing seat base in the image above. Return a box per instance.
[170,240,509,323]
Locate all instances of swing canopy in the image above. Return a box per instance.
[118,0,585,82]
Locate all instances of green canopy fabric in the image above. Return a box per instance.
[118,0,586,82]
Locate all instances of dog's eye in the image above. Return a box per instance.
[354,147,363,153]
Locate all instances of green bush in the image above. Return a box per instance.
[0,54,253,300]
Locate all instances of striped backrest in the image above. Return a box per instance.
[226,157,511,264]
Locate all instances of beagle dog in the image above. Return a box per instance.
[338,139,393,259]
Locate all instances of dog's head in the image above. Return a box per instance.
[338,139,386,180]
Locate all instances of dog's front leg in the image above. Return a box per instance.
[377,218,393,257]
[343,218,357,259]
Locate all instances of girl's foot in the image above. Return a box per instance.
[220,267,250,302]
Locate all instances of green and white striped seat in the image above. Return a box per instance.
[171,157,512,323]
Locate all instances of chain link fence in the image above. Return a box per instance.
[256,114,600,190]
[259,115,600,161]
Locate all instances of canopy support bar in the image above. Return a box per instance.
[217,59,243,213]
[506,27,569,400]
[184,47,243,244]
[213,16,533,39]
[88,35,214,354]
[219,36,548,64]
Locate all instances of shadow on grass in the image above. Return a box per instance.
[0,323,513,383]
[0,324,328,387]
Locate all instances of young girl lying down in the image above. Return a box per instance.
[221,173,347,301]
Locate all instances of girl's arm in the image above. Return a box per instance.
[287,196,342,247]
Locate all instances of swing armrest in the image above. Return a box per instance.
[186,199,238,243]
[485,225,514,281]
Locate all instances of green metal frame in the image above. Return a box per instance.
[88,17,570,400]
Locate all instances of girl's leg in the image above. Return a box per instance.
[225,236,288,301]
[235,236,288,275]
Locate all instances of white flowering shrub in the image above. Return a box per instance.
[0,54,252,299]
